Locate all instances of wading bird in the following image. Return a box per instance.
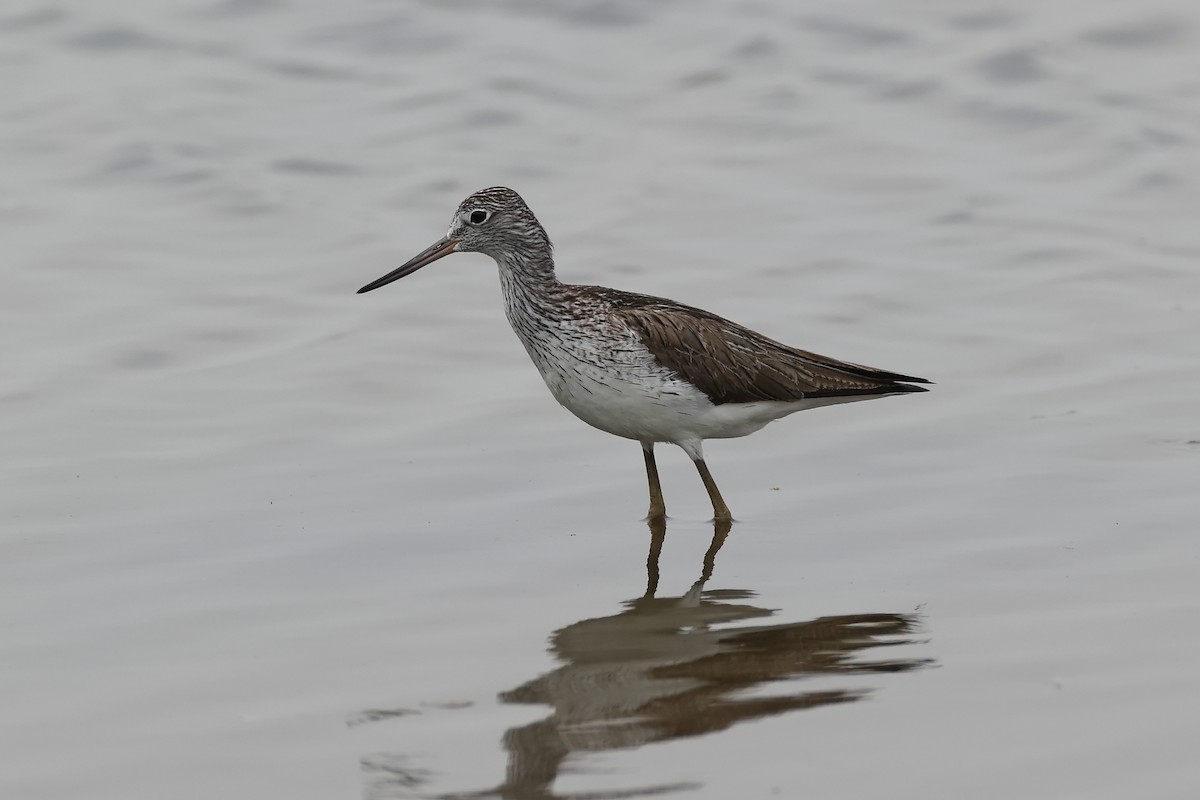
[358,187,929,521]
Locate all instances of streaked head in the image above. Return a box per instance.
[357,186,550,294]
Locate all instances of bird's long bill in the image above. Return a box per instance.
[356,237,459,294]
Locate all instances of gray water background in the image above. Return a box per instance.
[3,0,1199,798]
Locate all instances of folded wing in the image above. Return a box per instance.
[619,300,930,406]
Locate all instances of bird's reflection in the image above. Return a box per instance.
[363,519,933,799]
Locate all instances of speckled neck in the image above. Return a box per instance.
[495,244,565,313]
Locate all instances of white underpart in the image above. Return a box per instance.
[498,268,870,462]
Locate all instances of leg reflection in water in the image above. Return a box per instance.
[499,518,931,799]
[360,518,934,800]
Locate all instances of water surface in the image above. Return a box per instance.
[3,1,1199,798]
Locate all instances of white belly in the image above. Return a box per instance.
[514,324,810,445]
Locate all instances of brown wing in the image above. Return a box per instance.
[619,300,930,405]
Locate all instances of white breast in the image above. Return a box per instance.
[516,315,717,443]
[498,273,814,447]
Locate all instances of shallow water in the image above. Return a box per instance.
[3,1,1199,798]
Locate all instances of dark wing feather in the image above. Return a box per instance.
[609,292,930,405]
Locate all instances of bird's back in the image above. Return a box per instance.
[571,284,930,406]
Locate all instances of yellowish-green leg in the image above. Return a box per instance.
[642,444,667,521]
[693,459,732,523]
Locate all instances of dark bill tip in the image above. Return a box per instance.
[357,237,459,294]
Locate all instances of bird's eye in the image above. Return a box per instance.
[469,209,488,224]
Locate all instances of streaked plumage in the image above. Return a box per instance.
[358,187,930,521]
